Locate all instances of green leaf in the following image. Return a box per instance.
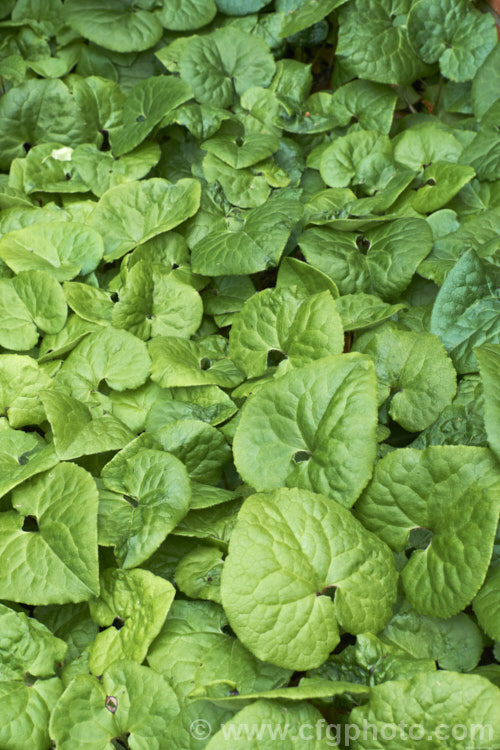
[202,275,256,322]
[464,99,500,178]
[89,178,201,261]
[191,192,302,275]
[158,0,216,30]
[0,602,67,681]
[202,153,272,209]
[302,188,355,224]
[58,326,151,398]
[349,671,500,748]
[38,314,100,363]
[337,0,428,85]
[319,131,394,191]
[12,269,67,332]
[0,354,53,428]
[411,162,475,213]
[0,54,26,86]
[88,569,175,675]
[0,280,37,350]
[153,419,232,485]
[35,602,99,669]
[111,76,192,157]
[22,143,88,195]
[205,698,338,749]
[0,221,104,281]
[163,101,232,140]
[0,677,62,750]
[41,390,134,461]
[381,603,484,672]
[229,287,344,378]
[221,487,397,670]
[276,257,339,298]
[356,446,500,617]
[309,632,435,686]
[280,0,348,38]
[167,700,237,750]
[407,0,497,82]
[409,375,487,449]
[0,463,99,604]
[112,261,203,341]
[354,324,457,431]
[327,80,398,135]
[10,0,64,35]
[65,0,163,52]
[0,423,58,500]
[175,546,224,604]
[0,271,67,350]
[393,122,464,170]
[216,0,269,14]
[475,344,500,461]
[50,660,179,749]
[234,354,378,507]
[202,128,280,170]
[298,218,433,300]
[348,170,417,216]
[173,498,242,548]
[189,483,239,510]
[147,600,291,701]
[72,142,161,197]
[419,208,500,285]
[63,282,113,325]
[0,78,100,170]
[430,249,500,374]
[179,28,275,107]
[150,335,244,389]
[474,562,500,641]
[99,447,191,568]
[193,675,370,704]
[147,385,236,431]
[335,294,405,331]
[471,44,500,119]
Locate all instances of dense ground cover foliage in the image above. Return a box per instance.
[0,0,499,748]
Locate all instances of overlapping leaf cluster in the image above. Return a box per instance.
[0,0,499,748]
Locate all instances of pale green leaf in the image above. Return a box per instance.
[150,335,244,389]
[111,76,192,157]
[0,602,67,681]
[112,261,203,341]
[191,192,302,276]
[88,569,175,675]
[50,660,179,750]
[475,343,500,460]
[0,424,58,500]
[179,28,275,107]
[349,671,500,749]
[356,446,500,617]
[0,463,99,604]
[89,178,201,261]
[474,562,500,641]
[229,287,344,378]
[408,0,497,82]
[0,221,104,281]
[147,600,291,701]
[221,488,397,669]
[40,390,134,461]
[99,448,191,568]
[0,354,52,428]
[65,0,163,52]
[354,324,457,431]
[233,354,378,507]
